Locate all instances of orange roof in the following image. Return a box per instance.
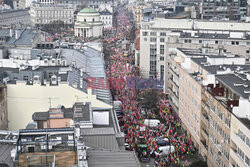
[135,37,140,50]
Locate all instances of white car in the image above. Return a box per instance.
[154,146,175,157]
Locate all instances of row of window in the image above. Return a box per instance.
[209,146,226,167]
[179,108,200,137]
[180,85,200,111]
[100,16,112,20]
[145,37,165,43]
[36,10,73,15]
[210,118,230,143]
[184,39,246,46]
[237,147,250,166]
[142,31,166,37]
[210,103,231,128]
[238,129,250,148]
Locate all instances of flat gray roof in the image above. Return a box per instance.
[87,150,140,167]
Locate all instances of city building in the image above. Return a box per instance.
[74,8,103,38]
[33,102,113,129]
[0,9,30,28]
[138,18,250,80]
[0,83,7,130]
[230,114,250,167]
[54,0,114,11]
[201,0,248,20]
[12,0,25,9]
[0,28,43,49]
[30,2,75,28]
[166,47,250,167]
[99,9,113,29]
[14,128,78,167]
[0,45,112,130]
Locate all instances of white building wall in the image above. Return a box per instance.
[7,82,112,130]
[233,98,250,119]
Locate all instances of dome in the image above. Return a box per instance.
[79,8,98,13]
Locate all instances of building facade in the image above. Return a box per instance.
[99,9,112,29]
[201,0,248,20]
[0,84,7,130]
[0,9,30,28]
[30,2,75,28]
[139,19,250,80]
[166,47,250,167]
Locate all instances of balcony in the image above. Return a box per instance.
[201,114,209,127]
[168,98,179,113]
[169,76,179,88]
[201,101,209,112]
[200,140,208,157]
[169,67,179,77]
[201,128,209,139]
[230,148,244,167]
[168,86,179,99]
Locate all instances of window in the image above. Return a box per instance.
[160,56,164,61]
[237,147,245,160]
[184,40,188,43]
[23,76,28,80]
[210,103,215,112]
[142,31,148,36]
[199,40,202,43]
[160,38,165,42]
[224,117,230,127]
[144,38,147,41]
[160,32,166,36]
[245,155,250,166]
[150,32,156,36]
[160,45,164,54]
[238,129,246,142]
[236,41,239,45]
[150,38,156,42]
[215,41,218,44]
[160,65,164,81]
[246,50,250,54]
[246,137,250,148]
[217,108,223,120]
[231,41,235,45]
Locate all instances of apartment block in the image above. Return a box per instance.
[0,46,112,130]
[138,18,250,80]
[230,114,250,167]
[30,2,75,28]
[166,47,250,167]
[201,0,248,20]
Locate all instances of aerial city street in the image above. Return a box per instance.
[0,0,249,167]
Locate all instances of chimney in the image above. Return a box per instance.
[247,73,250,81]
[9,29,13,37]
[15,30,21,40]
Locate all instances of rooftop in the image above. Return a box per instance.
[216,74,250,99]
[87,150,140,167]
[99,9,112,15]
[180,32,250,40]
[81,127,120,150]
[79,8,98,13]
[5,29,39,46]
[0,144,15,167]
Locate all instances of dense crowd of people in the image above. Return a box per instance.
[103,10,196,167]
